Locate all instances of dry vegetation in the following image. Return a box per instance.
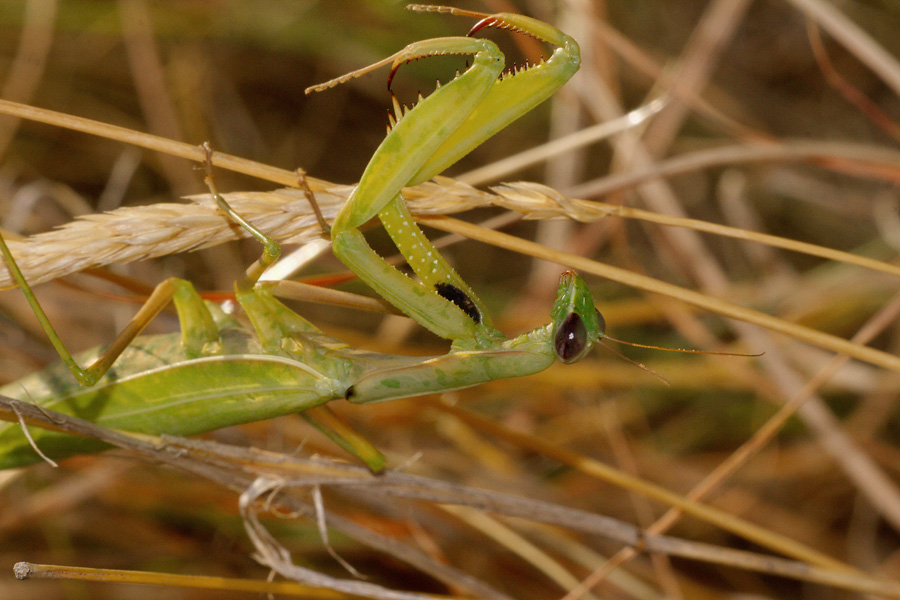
[1,0,900,599]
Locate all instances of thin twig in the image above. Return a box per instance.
[3,396,900,598]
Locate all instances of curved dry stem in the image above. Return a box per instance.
[1,96,897,281]
[0,96,897,376]
[3,172,898,288]
[0,177,900,372]
[421,215,900,375]
[787,0,900,99]
[5,395,900,599]
[1,181,896,374]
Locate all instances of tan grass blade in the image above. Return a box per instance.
[1,98,899,375]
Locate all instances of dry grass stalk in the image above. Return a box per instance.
[4,172,900,289]
[5,395,900,599]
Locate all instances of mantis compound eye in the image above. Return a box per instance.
[554,312,588,364]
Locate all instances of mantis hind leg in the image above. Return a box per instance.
[300,405,386,473]
[0,219,220,385]
[0,143,318,389]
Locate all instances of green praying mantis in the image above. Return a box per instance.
[0,5,592,472]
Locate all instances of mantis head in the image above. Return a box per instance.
[549,272,762,373]
[550,271,605,364]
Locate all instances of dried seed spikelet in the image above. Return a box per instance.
[0,178,581,288]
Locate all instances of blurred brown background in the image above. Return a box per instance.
[1,1,899,599]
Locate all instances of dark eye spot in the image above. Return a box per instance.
[434,282,481,324]
[555,312,587,363]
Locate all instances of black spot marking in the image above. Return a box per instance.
[434,282,481,324]
[344,385,357,401]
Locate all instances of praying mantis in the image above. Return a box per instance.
[0,5,591,472]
